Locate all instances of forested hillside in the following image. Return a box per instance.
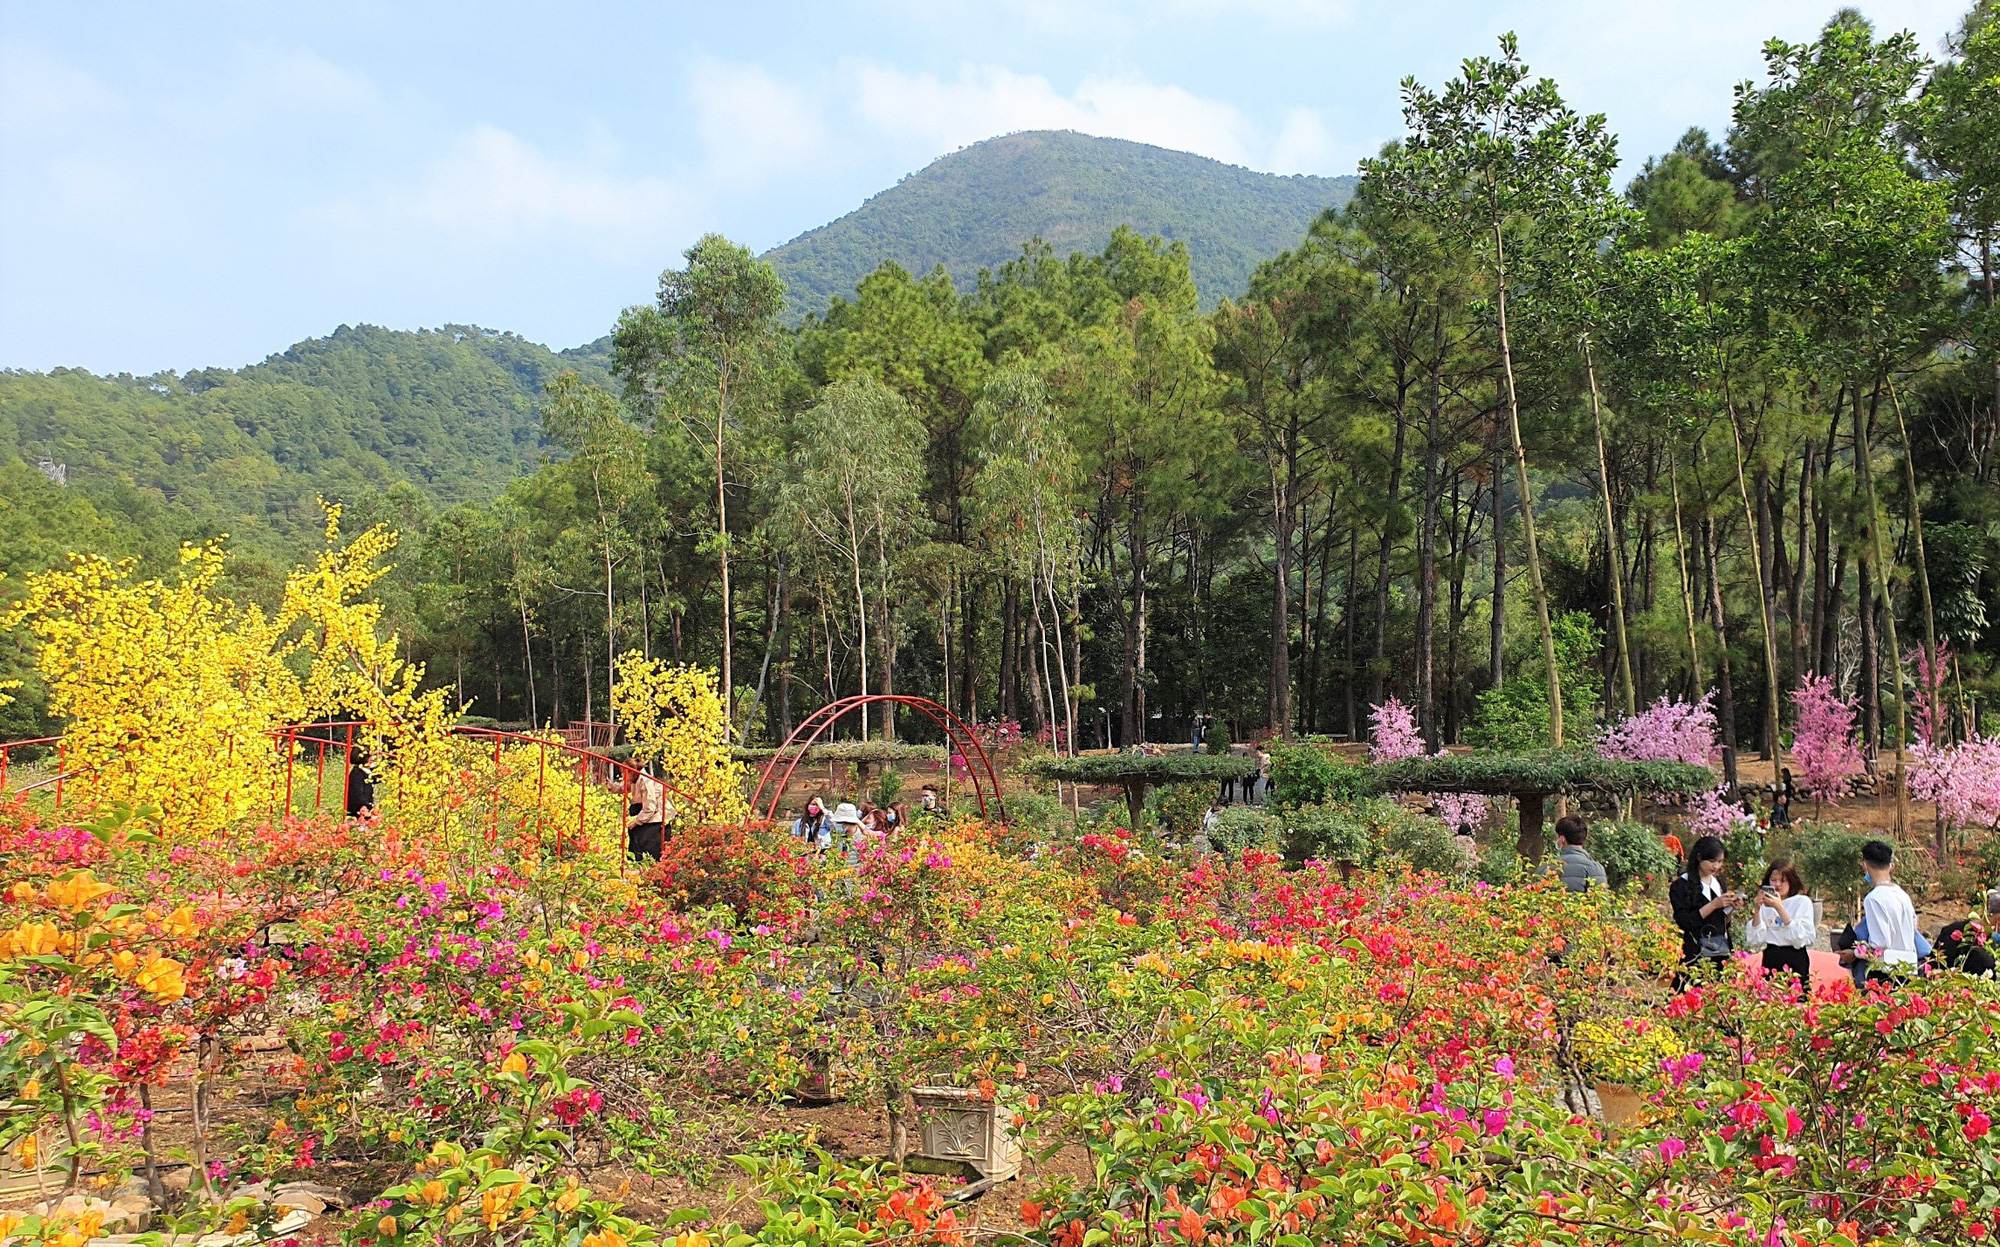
[0,324,606,570]
[763,130,1358,318]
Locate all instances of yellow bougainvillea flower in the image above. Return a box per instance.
[136,956,186,1002]
[554,1183,584,1214]
[582,1230,627,1247]
[673,1232,710,1247]
[111,950,137,978]
[7,881,36,903]
[419,1181,447,1206]
[377,1217,398,1238]
[499,1052,528,1076]
[162,906,197,938]
[42,871,114,913]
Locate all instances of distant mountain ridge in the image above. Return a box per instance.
[763,130,1358,318]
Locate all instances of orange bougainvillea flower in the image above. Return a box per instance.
[1177,1210,1204,1241]
[43,870,114,913]
[1020,1200,1044,1227]
[136,956,186,1002]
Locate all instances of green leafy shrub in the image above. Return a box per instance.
[1209,806,1281,857]
[1465,610,1604,751]
[1204,720,1233,755]
[1155,784,1212,835]
[1378,809,1472,875]
[1787,822,1870,919]
[1268,740,1366,809]
[1282,797,1457,872]
[1586,820,1679,891]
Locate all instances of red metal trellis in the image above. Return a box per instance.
[749,694,1006,824]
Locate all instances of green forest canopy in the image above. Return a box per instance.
[2,6,1998,782]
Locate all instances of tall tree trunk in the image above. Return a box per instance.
[1415,332,1444,747]
[1270,453,1295,737]
[1343,530,1360,739]
[1856,380,1910,838]
[1490,441,1507,691]
[1369,403,1409,707]
[1723,392,1784,764]
[1493,226,1563,745]
[1703,513,1739,788]
[1887,375,1941,709]
[1667,458,1705,694]
[1584,340,1635,716]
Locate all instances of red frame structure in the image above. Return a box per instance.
[0,723,692,868]
[749,694,1006,823]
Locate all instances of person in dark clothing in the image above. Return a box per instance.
[1669,835,1742,978]
[1935,890,2000,978]
[344,747,376,819]
[1770,768,1794,828]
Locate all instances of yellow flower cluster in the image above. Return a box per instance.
[609,653,749,825]
[7,505,455,839]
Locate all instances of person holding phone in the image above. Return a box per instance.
[1670,835,1741,978]
[1751,859,1815,993]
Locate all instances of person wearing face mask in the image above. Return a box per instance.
[792,797,835,853]
[1670,835,1743,976]
[1749,859,1815,993]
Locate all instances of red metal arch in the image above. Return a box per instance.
[751,695,1006,824]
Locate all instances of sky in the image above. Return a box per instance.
[0,0,1974,375]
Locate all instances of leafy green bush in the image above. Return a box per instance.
[1002,791,1075,835]
[1268,740,1367,809]
[1155,784,1212,835]
[1476,839,1522,886]
[1787,822,1870,919]
[1208,806,1281,857]
[1365,751,1713,799]
[1378,809,1472,876]
[1204,720,1233,755]
[1586,821,1679,891]
[1465,611,1604,751]
[1281,797,1457,872]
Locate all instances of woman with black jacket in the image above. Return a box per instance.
[1669,835,1744,978]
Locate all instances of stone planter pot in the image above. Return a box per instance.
[909,1086,1021,1180]
[1594,1080,1644,1126]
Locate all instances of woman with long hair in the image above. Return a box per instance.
[1751,859,1815,993]
[1669,835,1742,974]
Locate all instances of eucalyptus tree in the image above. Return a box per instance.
[968,366,1086,752]
[1362,33,1620,746]
[541,372,647,723]
[777,374,927,740]
[613,234,788,736]
[1738,14,1953,829]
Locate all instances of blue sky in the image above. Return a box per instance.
[0,0,1972,374]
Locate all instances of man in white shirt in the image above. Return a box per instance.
[1859,839,1919,977]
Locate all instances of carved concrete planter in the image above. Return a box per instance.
[910,1086,1020,1179]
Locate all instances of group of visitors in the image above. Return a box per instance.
[1665,834,1994,989]
[1549,816,1992,989]
[789,785,938,852]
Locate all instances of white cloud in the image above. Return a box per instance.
[852,62,1260,168]
[322,124,692,253]
[1268,107,1338,174]
[689,56,831,189]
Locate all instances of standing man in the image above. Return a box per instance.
[1855,839,1920,979]
[623,765,671,862]
[1553,815,1607,892]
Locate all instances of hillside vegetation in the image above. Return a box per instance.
[764,130,1357,317]
[0,324,606,570]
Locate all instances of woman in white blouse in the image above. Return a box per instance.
[1752,859,1816,993]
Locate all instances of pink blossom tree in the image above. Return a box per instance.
[1907,643,2000,831]
[1597,692,1718,766]
[1790,674,1863,815]
[1368,696,1425,764]
[1370,697,1491,836]
[1684,785,1757,838]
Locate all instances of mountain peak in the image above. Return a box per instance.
[763,130,1357,319]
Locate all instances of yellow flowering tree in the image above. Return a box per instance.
[280,505,455,829]
[6,504,454,840]
[6,541,302,838]
[609,653,749,825]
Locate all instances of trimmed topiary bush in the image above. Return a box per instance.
[1268,740,1368,809]
[1209,806,1281,857]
